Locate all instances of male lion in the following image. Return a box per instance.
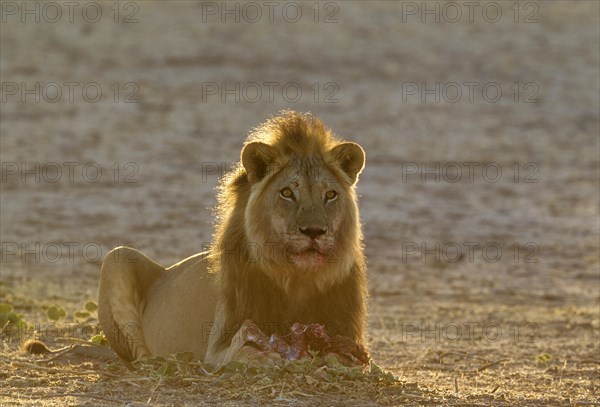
[98,111,368,369]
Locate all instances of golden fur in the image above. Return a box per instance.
[205,111,368,365]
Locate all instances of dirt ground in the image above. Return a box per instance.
[1,1,599,405]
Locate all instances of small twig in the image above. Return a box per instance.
[402,393,424,399]
[440,351,468,362]
[55,337,106,347]
[289,390,313,397]
[279,380,286,397]
[454,377,459,393]
[477,359,509,372]
[252,383,280,392]
[332,383,349,395]
[38,345,77,363]
[0,321,10,335]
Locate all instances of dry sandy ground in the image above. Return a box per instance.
[1,1,599,405]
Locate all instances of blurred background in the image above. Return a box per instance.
[1,1,598,402]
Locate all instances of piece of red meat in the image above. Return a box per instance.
[240,320,369,366]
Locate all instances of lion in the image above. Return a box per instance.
[98,110,368,369]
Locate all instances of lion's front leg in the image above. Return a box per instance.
[206,319,282,371]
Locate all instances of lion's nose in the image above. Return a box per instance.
[299,226,327,239]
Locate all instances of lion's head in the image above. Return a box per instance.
[214,111,365,298]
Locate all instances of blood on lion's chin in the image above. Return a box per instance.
[289,249,328,270]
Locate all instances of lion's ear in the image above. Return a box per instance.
[241,142,276,183]
[329,142,366,185]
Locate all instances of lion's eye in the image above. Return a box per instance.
[280,187,294,200]
[325,190,338,202]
